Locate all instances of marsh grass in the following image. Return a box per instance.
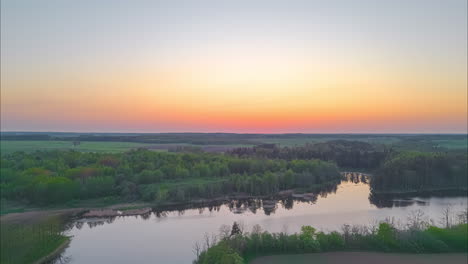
[0,215,69,264]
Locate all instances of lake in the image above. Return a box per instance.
[54,173,467,264]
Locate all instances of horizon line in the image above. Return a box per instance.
[1,131,467,136]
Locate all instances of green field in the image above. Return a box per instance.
[0,140,254,156]
[254,136,401,147]
[433,139,468,149]
[1,134,465,156]
[0,140,156,155]
[0,214,70,264]
[250,252,468,264]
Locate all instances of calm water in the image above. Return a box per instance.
[55,174,467,264]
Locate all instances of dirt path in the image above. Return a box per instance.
[0,208,84,225]
[250,252,468,264]
[0,201,151,225]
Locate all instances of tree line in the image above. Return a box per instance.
[229,141,467,193]
[228,140,390,169]
[1,140,466,206]
[371,151,467,193]
[0,149,341,205]
[195,217,468,264]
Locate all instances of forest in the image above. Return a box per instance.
[371,151,467,193]
[0,138,466,207]
[228,140,389,169]
[0,149,341,205]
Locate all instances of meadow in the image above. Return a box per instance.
[0,214,70,264]
[0,140,152,155]
[1,133,466,155]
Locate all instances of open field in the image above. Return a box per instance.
[432,139,468,149]
[2,133,466,154]
[252,136,402,147]
[0,140,153,155]
[0,140,254,156]
[250,252,468,264]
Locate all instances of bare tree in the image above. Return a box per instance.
[341,224,351,243]
[192,241,201,259]
[211,233,218,246]
[439,205,453,228]
[457,208,468,224]
[407,210,430,230]
[203,232,211,250]
[369,220,379,234]
[251,224,263,235]
[219,224,231,239]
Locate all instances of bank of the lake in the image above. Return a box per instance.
[54,178,467,264]
[250,252,468,264]
[0,212,75,264]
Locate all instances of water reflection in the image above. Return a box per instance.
[74,172,465,231]
[57,173,467,264]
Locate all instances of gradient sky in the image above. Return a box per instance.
[1,0,467,133]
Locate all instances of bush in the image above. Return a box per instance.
[425,224,468,251]
[316,231,345,251]
[197,242,244,264]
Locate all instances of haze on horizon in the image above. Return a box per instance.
[1,0,467,134]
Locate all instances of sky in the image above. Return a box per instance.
[1,0,467,133]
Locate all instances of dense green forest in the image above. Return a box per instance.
[1,136,466,206]
[0,149,341,205]
[371,151,467,193]
[195,221,468,264]
[228,140,389,169]
[1,140,467,206]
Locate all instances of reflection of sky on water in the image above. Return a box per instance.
[57,178,467,264]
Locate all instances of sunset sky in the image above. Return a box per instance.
[1,0,467,133]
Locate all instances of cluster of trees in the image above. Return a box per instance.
[371,151,467,192]
[0,149,341,205]
[229,140,389,169]
[195,220,468,264]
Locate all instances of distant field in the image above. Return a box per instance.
[250,252,468,264]
[1,134,465,155]
[0,140,253,155]
[433,139,468,149]
[254,136,401,147]
[0,140,153,155]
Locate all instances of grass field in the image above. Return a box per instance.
[433,139,468,149]
[0,140,155,155]
[1,135,465,156]
[250,252,468,264]
[254,136,401,147]
[0,214,70,264]
[0,140,253,155]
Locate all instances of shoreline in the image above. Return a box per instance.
[371,187,468,196]
[33,237,70,264]
[1,179,342,219]
[249,252,468,264]
[3,185,467,221]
